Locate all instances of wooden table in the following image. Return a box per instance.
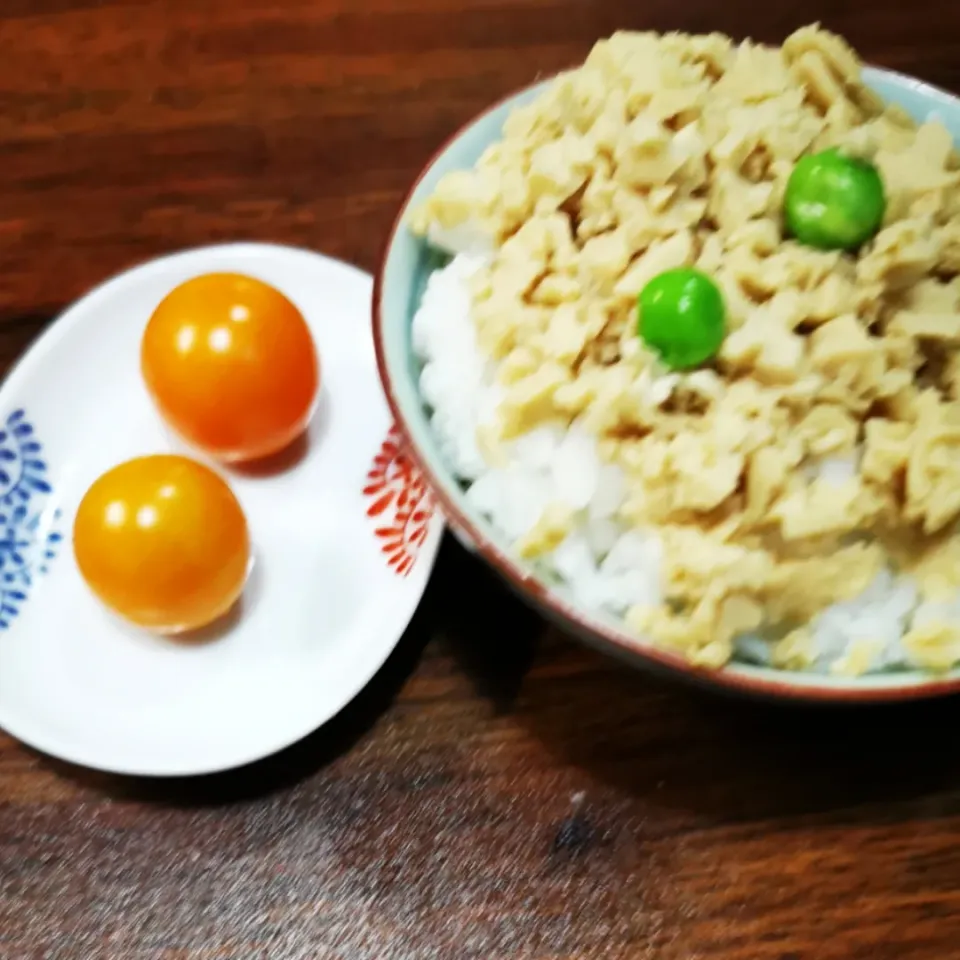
[3,2,960,957]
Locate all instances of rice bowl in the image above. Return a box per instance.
[374,25,960,699]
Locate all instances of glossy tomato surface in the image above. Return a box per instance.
[141,273,320,461]
[73,455,250,633]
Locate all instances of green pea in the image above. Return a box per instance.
[637,267,725,371]
[785,148,886,251]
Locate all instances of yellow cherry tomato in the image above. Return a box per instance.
[141,273,320,462]
[73,455,250,633]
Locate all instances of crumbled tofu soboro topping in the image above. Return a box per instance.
[411,25,960,668]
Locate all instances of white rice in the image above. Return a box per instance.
[412,253,959,674]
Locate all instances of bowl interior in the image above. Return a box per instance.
[377,66,960,699]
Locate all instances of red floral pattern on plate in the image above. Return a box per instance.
[364,425,436,576]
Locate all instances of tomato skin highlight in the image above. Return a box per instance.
[73,455,250,633]
[141,273,320,462]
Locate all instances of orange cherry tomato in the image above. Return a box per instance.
[73,455,250,633]
[141,273,320,462]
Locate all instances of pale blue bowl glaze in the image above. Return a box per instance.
[374,67,960,701]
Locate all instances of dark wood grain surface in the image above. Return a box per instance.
[3,1,960,957]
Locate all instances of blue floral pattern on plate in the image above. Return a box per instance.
[0,410,61,628]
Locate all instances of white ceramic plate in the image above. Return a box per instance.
[0,243,443,776]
